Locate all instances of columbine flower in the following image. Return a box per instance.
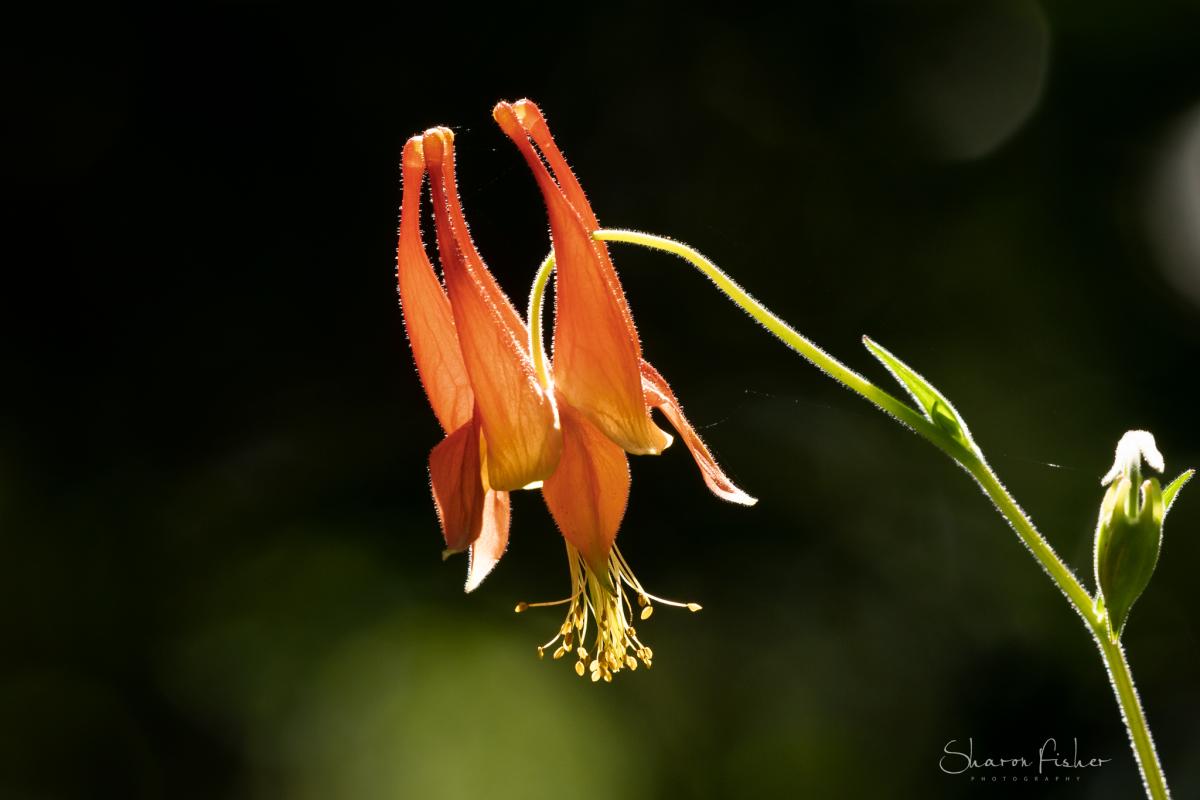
[397,104,754,681]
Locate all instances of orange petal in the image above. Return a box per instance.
[465,489,510,593]
[494,102,670,457]
[542,402,631,570]
[422,128,562,491]
[503,100,597,229]
[397,136,473,433]
[422,127,528,345]
[429,415,486,554]
[641,360,757,506]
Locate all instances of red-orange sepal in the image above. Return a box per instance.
[429,414,486,554]
[466,489,511,593]
[542,402,631,571]
[641,360,756,506]
[428,412,512,592]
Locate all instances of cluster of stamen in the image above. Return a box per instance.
[515,543,701,682]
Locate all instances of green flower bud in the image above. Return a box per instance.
[1093,431,1165,644]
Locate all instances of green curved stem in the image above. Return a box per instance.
[526,233,929,435]
[541,226,1172,800]
[527,251,555,389]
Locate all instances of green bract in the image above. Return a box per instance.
[862,337,979,457]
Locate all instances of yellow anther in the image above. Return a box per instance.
[553,645,567,660]
[536,646,545,660]
[591,670,601,683]
[515,602,529,613]
[637,594,649,607]
[687,602,702,612]
[640,605,654,620]
[625,655,637,670]
[603,672,612,683]
[575,661,585,677]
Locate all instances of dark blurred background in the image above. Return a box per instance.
[4,1,1199,798]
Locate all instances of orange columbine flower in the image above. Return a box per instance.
[397,103,754,681]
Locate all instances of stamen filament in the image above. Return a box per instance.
[640,592,701,611]
[514,597,573,612]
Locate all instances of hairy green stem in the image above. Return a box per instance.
[1099,635,1170,799]
[961,458,1095,624]
[530,226,1172,800]
[593,230,936,438]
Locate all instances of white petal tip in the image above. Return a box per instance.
[463,545,500,593]
[1102,430,1164,485]
[710,484,757,506]
[463,568,487,593]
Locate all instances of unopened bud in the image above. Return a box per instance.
[1094,431,1166,643]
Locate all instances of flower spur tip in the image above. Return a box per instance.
[420,127,451,165]
[494,99,547,139]
[491,102,522,136]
